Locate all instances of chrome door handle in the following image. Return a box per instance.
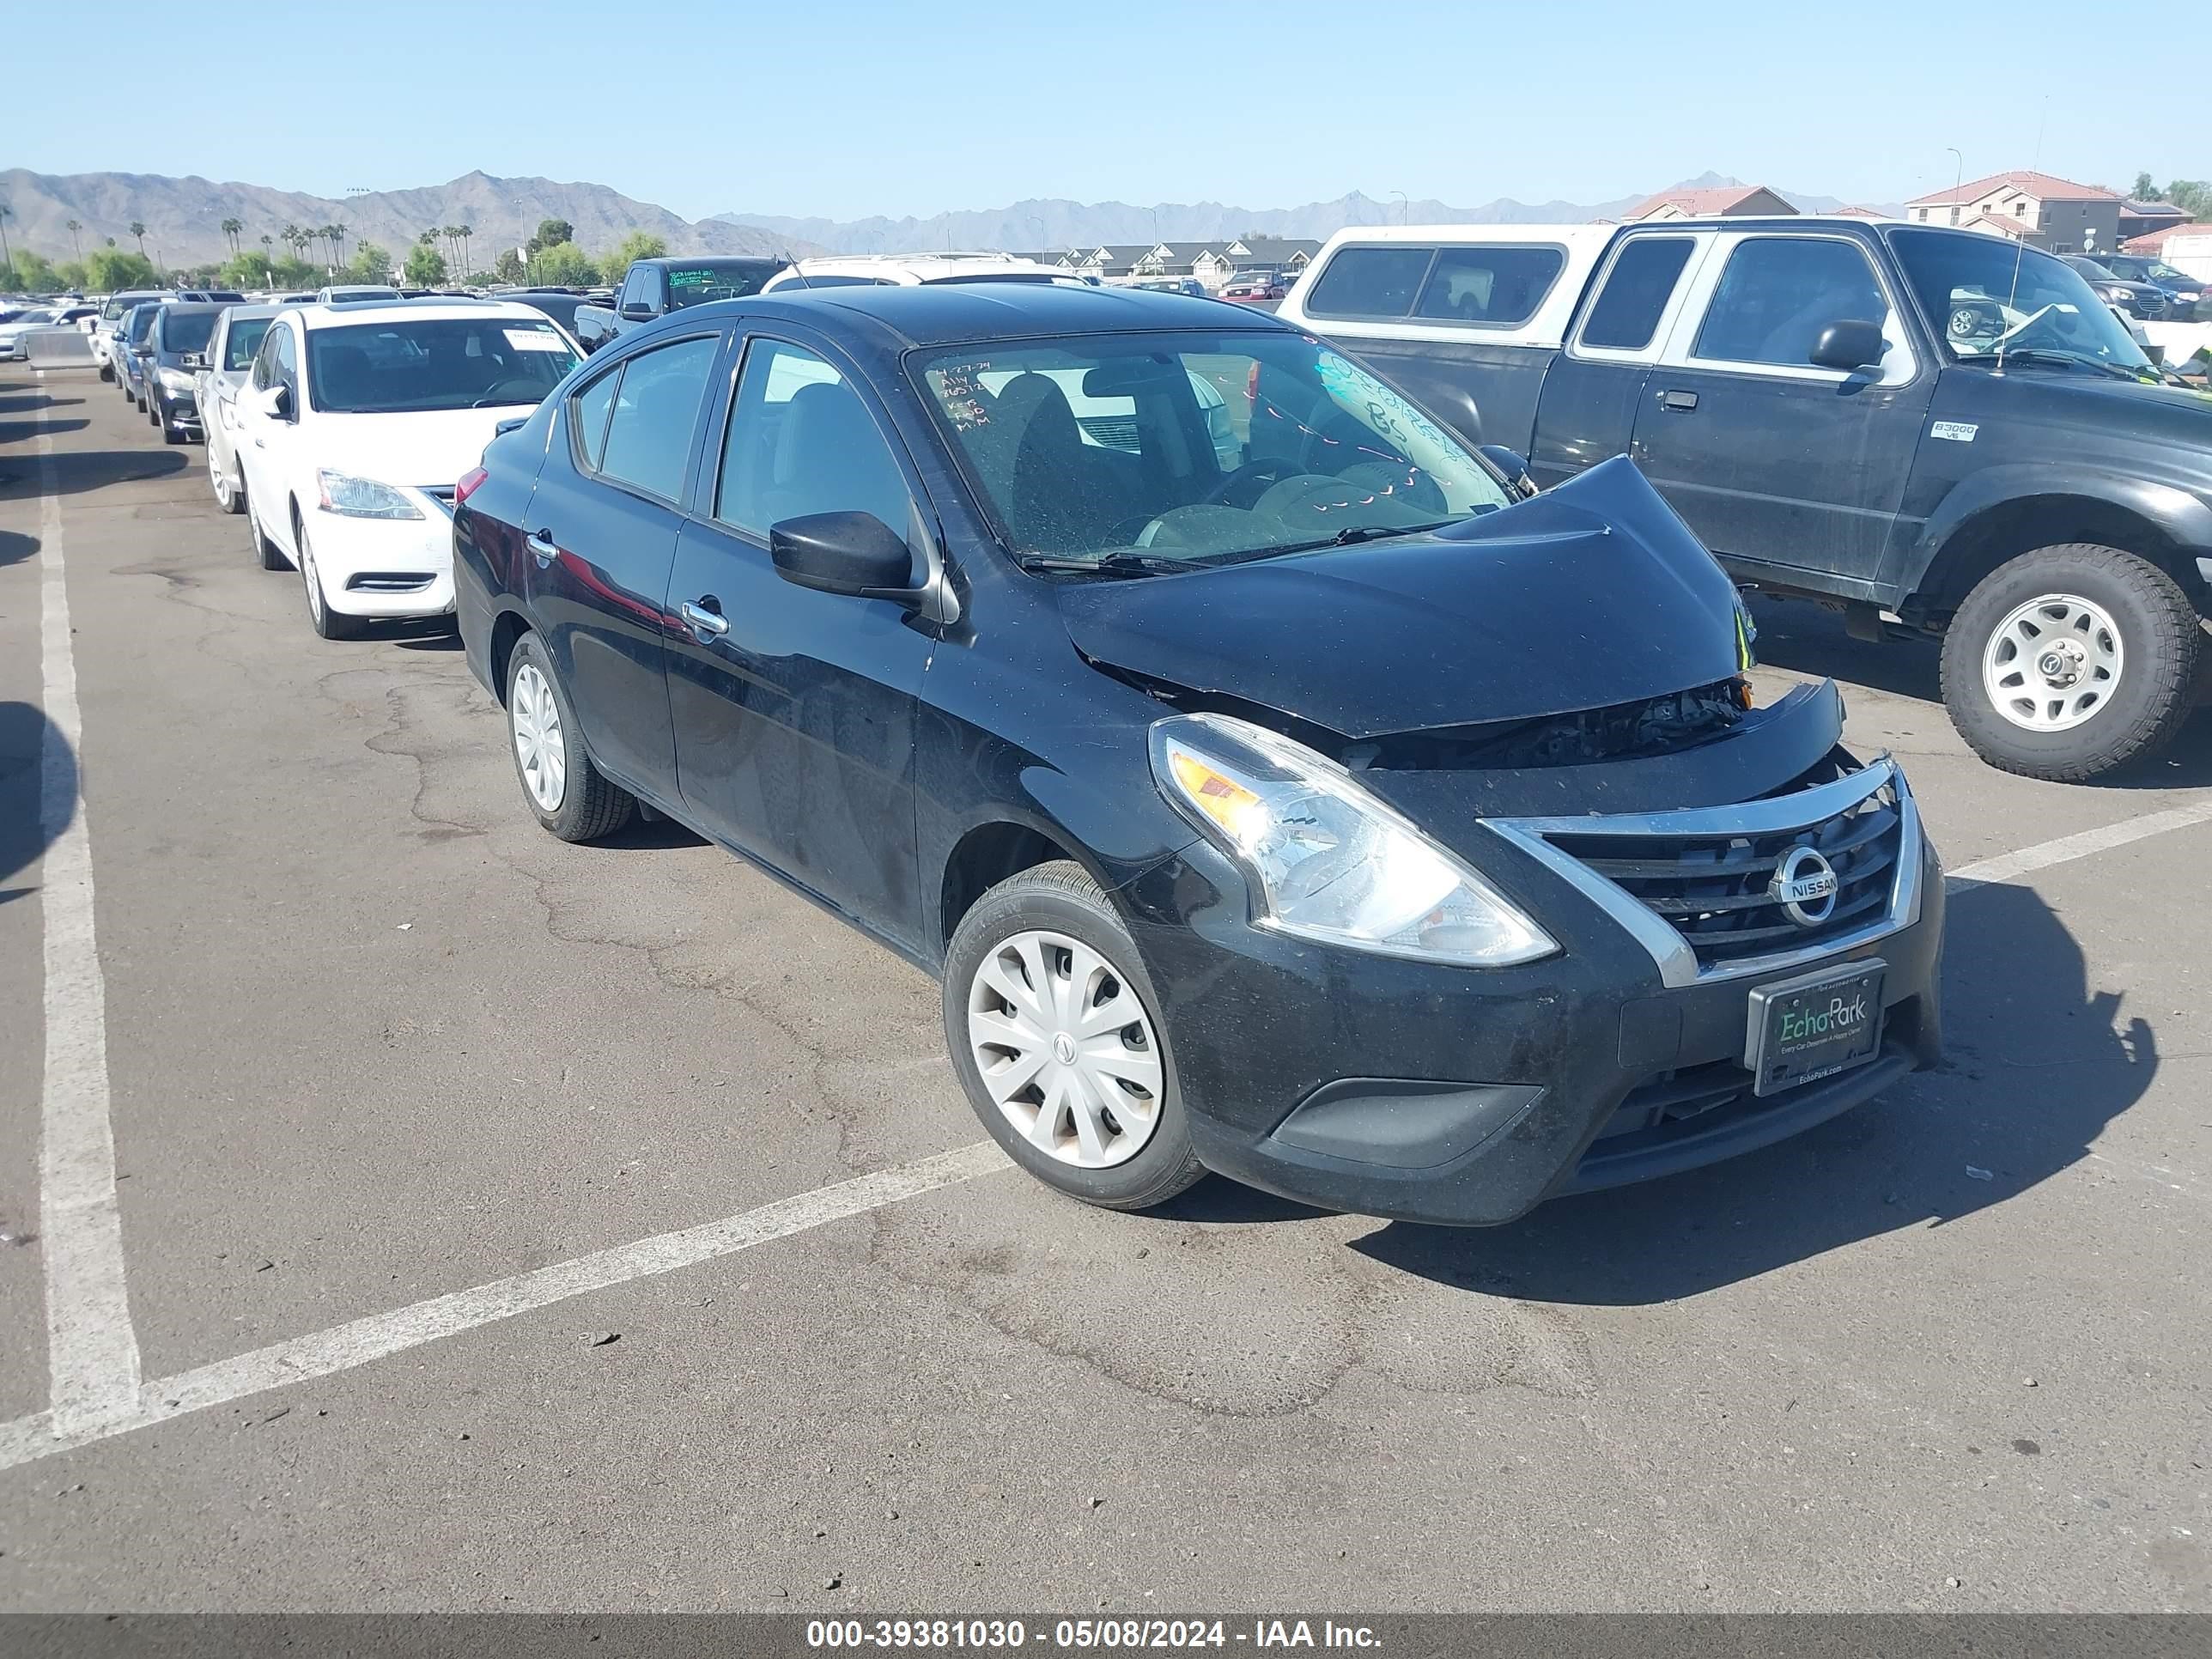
[681,599,728,638]
[526,530,557,565]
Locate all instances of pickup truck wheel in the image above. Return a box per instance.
[944,861,1206,1213]
[1942,544,2199,781]
[505,634,635,842]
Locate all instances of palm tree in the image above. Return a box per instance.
[457,223,473,278]
[129,221,148,255]
[441,225,460,271]
[221,217,243,255]
[259,232,274,276]
[65,219,83,260]
[0,204,14,272]
[327,222,347,272]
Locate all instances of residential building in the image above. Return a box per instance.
[1622,185,1797,221]
[2118,198,2191,242]
[1902,171,2121,255]
[2120,222,2212,258]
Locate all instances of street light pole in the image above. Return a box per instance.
[1389,190,1407,227]
[1946,147,1964,200]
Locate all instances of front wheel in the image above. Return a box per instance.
[504,633,635,842]
[1940,543,2200,781]
[943,861,1205,1212]
[296,521,365,640]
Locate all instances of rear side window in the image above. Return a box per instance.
[1410,246,1565,325]
[594,335,720,501]
[569,367,619,472]
[1303,246,1435,319]
[1581,237,1694,349]
[1693,238,1888,368]
[714,339,913,542]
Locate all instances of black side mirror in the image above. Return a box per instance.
[619,302,655,321]
[1808,319,1887,373]
[1477,444,1539,500]
[769,511,921,602]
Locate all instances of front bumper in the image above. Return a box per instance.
[155,388,203,431]
[307,504,457,618]
[1120,762,1943,1226]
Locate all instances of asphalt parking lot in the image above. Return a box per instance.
[2,365,2209,1613]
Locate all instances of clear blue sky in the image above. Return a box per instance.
[21,0,2204,220]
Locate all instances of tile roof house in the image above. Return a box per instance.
[2118,198,2192,243]
[1622,185,1797,221]
[1904,171,2121,254]
[2121,222,2212,256]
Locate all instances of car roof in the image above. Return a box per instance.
[155,300,227,313]
[693,281,1281,349]
[285,298,556,329]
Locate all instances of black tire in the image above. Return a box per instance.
[503,632,635,842]
[99,363,113,383]
[246,489,288,569]
[943,860,1206,1212]
[1940,543,2200,782]
[295,520,366,641]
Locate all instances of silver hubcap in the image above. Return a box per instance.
[301,533,324,619]
[1982,592,2123,732]
[510,663,568,812]
[965,928,1164,1169]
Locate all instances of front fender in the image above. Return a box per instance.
[1904,463,2212,599]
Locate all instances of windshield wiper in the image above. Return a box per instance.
[1261,519,1462,558]
[1988,347,2161,383]
[1016,550,1212,577]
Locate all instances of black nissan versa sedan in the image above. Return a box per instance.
[453,283,1944,1226]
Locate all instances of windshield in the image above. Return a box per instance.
[223,317,271,371]
[665,262,777,311]
[915,330,1513,566]
[1889,229,2152,370]
[306,315,580,414]
[161,311,218,353]
[102,293,152,323]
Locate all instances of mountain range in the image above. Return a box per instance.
[0,170,803,269]
[2,168,1897,271]
[714,174,1894,254]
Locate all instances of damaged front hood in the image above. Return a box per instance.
[1056,456,1744,739]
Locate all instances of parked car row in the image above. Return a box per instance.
[1275,217,2212,782]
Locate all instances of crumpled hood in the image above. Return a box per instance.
[1056,455,1746,739]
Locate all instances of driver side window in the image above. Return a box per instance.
[251,325,281,391]
[1692,238,1890,369]
[714,339,915,545]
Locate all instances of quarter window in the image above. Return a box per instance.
[1692,239,1888,369]
[1303,246,1436,320]
[1580,237,1694,350]
[593,335,720,501]
[1410,246,1564,325]
[714,340,913,544]
[569,367,619,472]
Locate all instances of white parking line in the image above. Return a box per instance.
[1944,803,2212,894]
[0,1140,1010,1472]
[34,424,143,1436]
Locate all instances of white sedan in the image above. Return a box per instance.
[196,303,281,514]
[230,300,580,638]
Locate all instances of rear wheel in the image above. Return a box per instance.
[943,860,1204,1212]
[504,633,635,842]
[1940,543,2199,781]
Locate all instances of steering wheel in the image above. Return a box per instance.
[1200,457,1295,508]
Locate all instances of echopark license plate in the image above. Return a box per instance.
[1745,961,1886,1097]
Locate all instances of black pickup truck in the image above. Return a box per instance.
[571,256,786,353]
[1281,219,2212,781]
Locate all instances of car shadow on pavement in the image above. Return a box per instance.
[0,417,88,447]
[0,702,64,906]
[0,531,34,568]
[0,447,186,499]
[1347,878,2156,1304]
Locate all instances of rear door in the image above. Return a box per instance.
[524,328,726,798]
[1528,232,1700,489]
[1626,230,1934,586]
[1293,240,1572,452]
[665,330,934,953]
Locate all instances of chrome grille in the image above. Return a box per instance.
[1487,758,1923,987]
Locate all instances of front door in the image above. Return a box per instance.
[525,329,724,796]
[235,319,301,547]
[665,331,934,953]
[1627,232,1934,586]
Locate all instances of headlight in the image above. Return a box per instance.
[157,368,197,393]
[315,470,422,520]
[1149,712,1556,967]
[2100,285,2130,302]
